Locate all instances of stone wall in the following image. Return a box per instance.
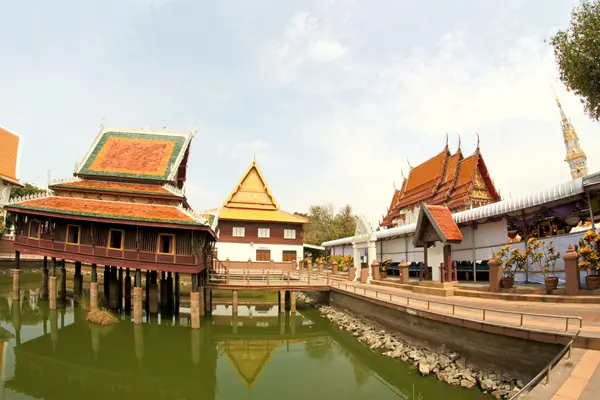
[327,290,561,380]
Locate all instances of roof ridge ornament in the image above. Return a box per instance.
[48,176,82,186]
[407,159,413,170]
[456,133,461,151]
[476,132,480,150]
[445,132,449,148]
[163,182,184,196]
[9,189,53,205]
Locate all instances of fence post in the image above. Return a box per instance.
[563,244,580,295]
[488,253,503,293]
[399,260,410,284]
[331,260,338,275]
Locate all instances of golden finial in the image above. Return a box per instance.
[407,159,413,170]
[456,133,461,151]
[445,132,449,148]
[253,154,257,164]
[476,132,480,150]
[401,168,406,180]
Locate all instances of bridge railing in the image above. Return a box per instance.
[209,268,332,286]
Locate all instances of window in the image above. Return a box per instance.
[66,225,81,244]
[256,249,271,261]
[258,228,270,238]
[283,250,297,262]
[108,229,124,250]
[284,229,296,239]
[28,221,41,239]
[158,234,175,254]
[232,227,245,237]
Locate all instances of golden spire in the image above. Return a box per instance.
[554,93,588,179]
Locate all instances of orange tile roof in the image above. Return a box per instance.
[7,196,206,226]
[76,129,191,182]
[0,127,20,185]
[426,205,463,242]
[51,180,178,196]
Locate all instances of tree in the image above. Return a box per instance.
[551,0,600,120]
[10,183,47,199]
[299,204,357,245]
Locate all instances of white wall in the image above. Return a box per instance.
[216,241,304,262]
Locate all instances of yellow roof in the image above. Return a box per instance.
[219,206,308,224]
[220,159,308,224]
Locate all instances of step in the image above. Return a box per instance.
[371,280,415,292]
[454,289,600,304]
[418,281,458,289]
[412,285,456,297]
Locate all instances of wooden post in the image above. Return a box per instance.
[174,272,180,315]
[331,260,338,275]
[290,291,297,313]
[488,253,503,293]
[133,287,143,324]
[563,244,580,295]
[232,290,238,315]
[318,261,324,273]
[124,269,132,312]
[49,276,57,310]
[60,259,66,298]
[74,261,83,300]
[42,256,49,297]
[190,290,200,329]
[399,260,410,284]
[279,290,285,313]
[12,269,20,301]
[90,282,98,311]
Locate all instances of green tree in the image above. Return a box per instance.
[551,0,600,120]
[10,183,46,199]
[299,204,357,245]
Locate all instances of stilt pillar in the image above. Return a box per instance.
[190,291,201,329]
[160,274,168,309]
[133,287,143,324]
[148,271,159,314]
[167,272,173,312]
[134,323,144,361]
[279,290,285,313]
[104,266,110,303]
[199,286,205,317]
[145,270,150,312]
[124,269,132,312]
[90,282,98,311]
[174,272,180,315]
[42,256,49,297]
[191,328,201,364]
[232,290,238,315]
[290,291,297,313]
[60,259,67,298]
[49,276,58,310]
[15,250,20,269]
[12,269,20,301]
[118,267,124,310]
[74,261,83,300]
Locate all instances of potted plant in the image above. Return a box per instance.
[496,245,527,289]
[527,238,561,291]
[577,230,600,290]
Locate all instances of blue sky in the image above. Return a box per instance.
[1,0,598,226]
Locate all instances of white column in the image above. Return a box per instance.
[367,241,377,283]
[353,246,361,281]
[430,244,442,282]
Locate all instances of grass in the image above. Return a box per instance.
[87,308,119,326]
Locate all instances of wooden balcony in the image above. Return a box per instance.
[14,235,203,273]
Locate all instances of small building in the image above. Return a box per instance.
[5,126,217,315]
[380,136,501,228]
[213,159,308,264]
[0,126,23,216]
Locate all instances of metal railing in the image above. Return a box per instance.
[329,280,583,335]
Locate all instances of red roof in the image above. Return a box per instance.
[381,141,501,227]
[426,205,463,242]
[50,180,179,197]
[6,196,205,227]
[0,126,22,186]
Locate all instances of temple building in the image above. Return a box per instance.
[555,95,588,179]
[213,159,308,263]
[380,135,501,228]
[0,126,23,216]
[4,126,217,322]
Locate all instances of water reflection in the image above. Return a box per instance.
[0,291,490,400]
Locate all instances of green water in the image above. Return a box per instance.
[0,275,490,399]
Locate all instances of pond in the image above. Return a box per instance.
[0,273,490,399]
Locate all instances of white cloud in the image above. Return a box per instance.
[309,40,346,61]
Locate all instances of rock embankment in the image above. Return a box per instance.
[297,293,523,399]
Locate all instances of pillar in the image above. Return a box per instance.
[317,261,324,273]
[367,241,377,283]
[190,291,201,329]
[90,282,98,311]
[167,272,174,312]
[15,250,20,269]
[279,290,285,313]
[42,256,49,297]
[488,253,503,293]
[12,269,20,301]
[564,244,580,295]
[352,246,361,281]
[191,328,201,364]
[331,260,338,275]
[134,269,142,324]
[60,259,66,297]
[145,270,150,313]
[444,244,454,282]
[109,271,119,310]
[232,290,238,315]
[399,260,410,284]
[148,279,159,315]
[232,313,238,334]
[371,260,381,282]
[160,273,168,309]
[49,276,57,310]
[290,291,297,313]
[74,261,83,300]
[104,265,110,303]
[134,324,144,361]
[124,269,132,312]
[118,267,124,310]
[174,272,180,315]
[199,286,205,317]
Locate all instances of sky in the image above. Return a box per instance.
[1,0,598,228]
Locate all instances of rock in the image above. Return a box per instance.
[481,379,497,392]
[408,350,420,361]
[455,357,467,369]
[418,360,430,376]
[491,389,509,399]
[438,355,451,369]
[460,379,476,389]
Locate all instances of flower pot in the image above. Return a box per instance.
[544,277,559,291]
[501,277,514,289]
[381,271,387,280]
[586,275,600,290]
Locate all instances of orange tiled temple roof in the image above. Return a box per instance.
[75,128,192,182]
[0,126,22,186]
[426,205,464,242]
[50,179,180,197]
[219,160,308,224]
[6,196,206,227]
[381,140,500,227]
